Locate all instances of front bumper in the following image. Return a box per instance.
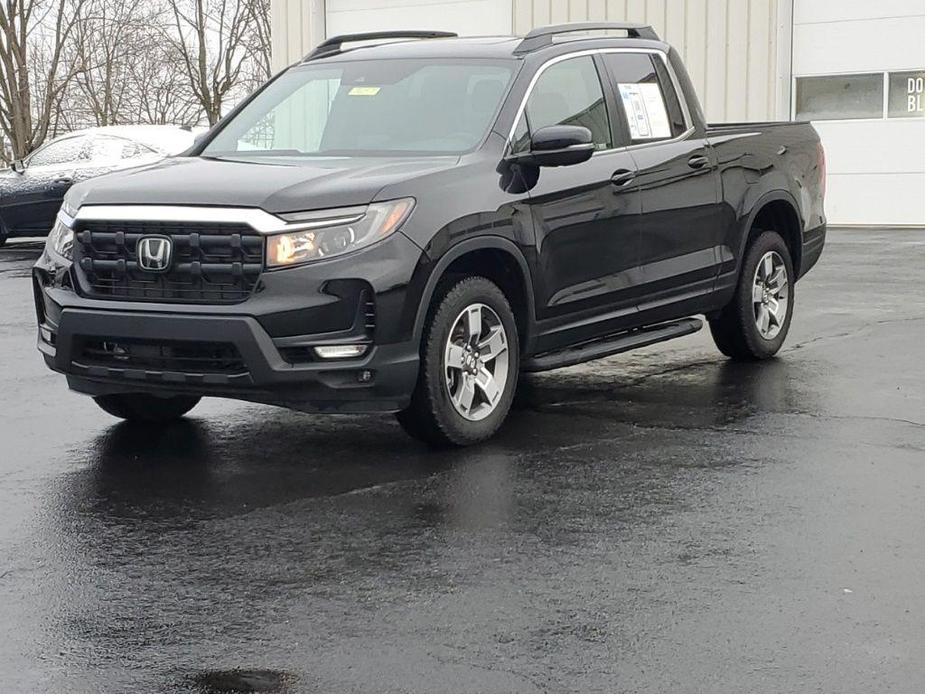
[33,232,427,414]
[37,308,419,413]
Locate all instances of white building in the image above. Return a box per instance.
[270,0,925,227]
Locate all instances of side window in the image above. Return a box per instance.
[87,136,126,163]
[511,116,531,154]
[524,56,612,150]
[26,137,87,167]
[603,53,688,143]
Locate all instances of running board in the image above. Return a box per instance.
[523,317,703,373]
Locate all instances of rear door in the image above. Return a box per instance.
[518,54,643,350]
[601,51,723,314]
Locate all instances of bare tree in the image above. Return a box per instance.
[165,0,254,126]
[0,0,86,161]
[68,0,142,127]
[243,0,270,84]
[67,0,203,128]
[127,40,202,126]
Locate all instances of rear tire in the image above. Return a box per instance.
[709,230,794,360]
[93,394,201,422]
[397,276,519,447]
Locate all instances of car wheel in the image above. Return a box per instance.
[93,394,201,422]
[397,276,519,447]
[709,230,794,360]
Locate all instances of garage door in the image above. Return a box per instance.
[792,0,925,225]
[325,0,513,38]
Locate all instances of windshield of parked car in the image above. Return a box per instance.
[203,58,516,157]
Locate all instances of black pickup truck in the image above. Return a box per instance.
[33,23,826,446]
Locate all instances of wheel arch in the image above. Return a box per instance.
[739,192,804,278]
[412,237,537,354]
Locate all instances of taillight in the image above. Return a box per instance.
[817,142,826,199]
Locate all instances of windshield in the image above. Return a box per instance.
[204,58,516,157]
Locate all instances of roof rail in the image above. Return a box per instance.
[514,22,659,54]
[304,30,458,60]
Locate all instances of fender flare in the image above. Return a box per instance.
[412,236,537,349]
[736,189,804,272]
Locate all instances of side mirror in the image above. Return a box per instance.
[11,159,25,174]
[508,125,595,167]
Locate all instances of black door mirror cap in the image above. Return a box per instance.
[11,159,25,174]
[507,125,596,168]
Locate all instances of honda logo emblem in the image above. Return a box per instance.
[137,236,173,272]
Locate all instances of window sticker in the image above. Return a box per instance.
[618,83,671,140]
[348,86,381,96]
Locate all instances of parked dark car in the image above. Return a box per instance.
[33,24,826,446]
[0,126,196,246]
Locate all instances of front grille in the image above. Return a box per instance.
[75,337,248,375]
[74,221,264,304]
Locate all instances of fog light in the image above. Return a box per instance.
[40,326,56,345]
[313,344,369,359]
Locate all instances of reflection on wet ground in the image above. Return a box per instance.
[1,230,924,693]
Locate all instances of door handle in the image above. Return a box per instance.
[52,177,73,184]
[610,169,636,187]
[687,155,709,170]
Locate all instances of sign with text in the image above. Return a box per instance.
[889,71,925,118]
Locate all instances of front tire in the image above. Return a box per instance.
[93,393,201,422]
[398,276,519,447]
[709,230,795,360]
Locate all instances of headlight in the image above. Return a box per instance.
[267,198,414,268]
[47,214,74,261]
[60,196,78,219]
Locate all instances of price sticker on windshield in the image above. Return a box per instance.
[349,86,381,96]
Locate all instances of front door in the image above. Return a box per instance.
[516,54,643,352]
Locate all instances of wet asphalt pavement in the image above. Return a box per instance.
[1,230,924,693]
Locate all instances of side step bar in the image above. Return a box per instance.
[523,317,703,373]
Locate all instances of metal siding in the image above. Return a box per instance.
[511,0,786,122]
[325,0,512,37]
[270,0,790,120]
[270,0,325,71]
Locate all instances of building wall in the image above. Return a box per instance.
[270,0,325,70]
[271,0,790,122]
[792,0,925,226]
[511,0,791,122]
[326,0,513,38]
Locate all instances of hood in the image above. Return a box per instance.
[68,155,460,213]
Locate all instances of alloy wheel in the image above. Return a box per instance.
[752,250,790,340]
[444,303,510,421]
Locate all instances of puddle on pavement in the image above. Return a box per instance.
[189,669,297,693]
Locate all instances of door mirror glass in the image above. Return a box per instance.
[509,125,595,167]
